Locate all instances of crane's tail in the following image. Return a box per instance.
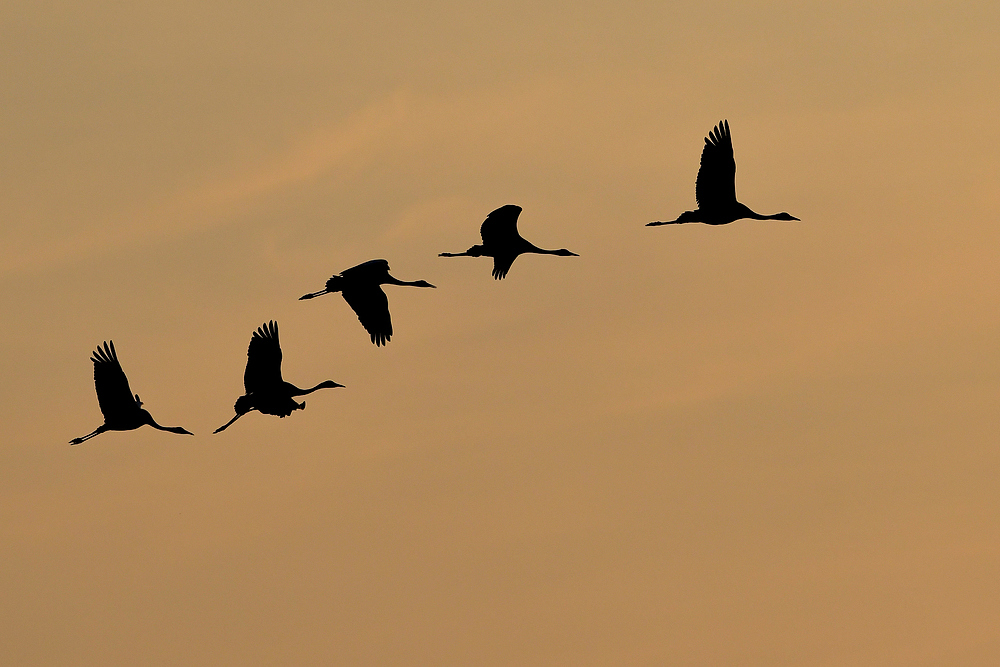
[647,210,699,226]
[299,289,330,300]
[213,413,245,434]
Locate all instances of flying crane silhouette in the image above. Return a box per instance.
[647,120,799,227]
[299,259,435,346]
[439,204,578,279]
[214,321,343,433]
[69,341,193,445]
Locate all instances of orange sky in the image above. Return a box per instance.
[2,1,999,664]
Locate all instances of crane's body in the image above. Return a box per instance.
[439,205,578,279]
[299,259,435,346]
[214,321,343,433]
[648,120,798,227]
[70,341,193,445]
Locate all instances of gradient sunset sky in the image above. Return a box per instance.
[2,1,999,664]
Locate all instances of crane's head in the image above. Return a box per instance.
[553,249,579,257]
[773,212,799,221]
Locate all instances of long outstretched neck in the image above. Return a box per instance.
[146,414,193,436]
[439,245,486,258]
[383,275,436,288]
[69,424,108,445]
[527,243,578,256]
[288,380,344,397]
[737,204,798,221]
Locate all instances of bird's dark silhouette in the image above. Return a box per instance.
[647,120,799,227]
[69,341,193,445]
[299,259,435,346]
[439,204,578,279]
[214,321,343,433]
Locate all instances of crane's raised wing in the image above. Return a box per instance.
[480,204,522,246]
[342,284,392,346]
[91,341,140,421]
[244,321,283,394]
[340,259,391,283]
[695,120,737,209]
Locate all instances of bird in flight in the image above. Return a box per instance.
[439,204,578,280]
[299,259,435,346]
[214,321,343,434]
[648,120,799,227]
[69,341,193,445]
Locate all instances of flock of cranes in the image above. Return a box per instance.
[70,120,799,444]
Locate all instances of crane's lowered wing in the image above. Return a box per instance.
[492,255,516,280]
[342,284,392,346]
